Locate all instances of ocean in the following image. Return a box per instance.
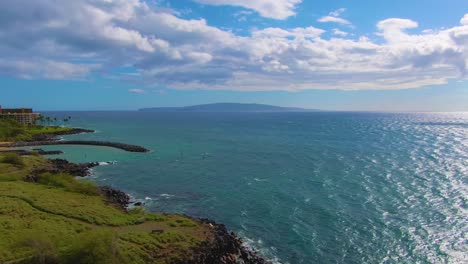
[38,111,467,263]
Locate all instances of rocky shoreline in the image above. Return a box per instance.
[31,128,95,141]
[189,218,271,264]
[36,158,270,263]
[5,140,150,152]
[0,127,150,152]
[3,126,270,263]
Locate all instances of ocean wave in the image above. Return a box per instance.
[98,161,117,166]
[238,232,285,264]
[253,178,268,182]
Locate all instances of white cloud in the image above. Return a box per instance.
[333,29,349,37]
[129,88,147,94]
[252,26,324,39]
[329,8,346,17]
[194,0,302,20]
[0,59,98,80]
[461,14,468,25]
[318,8,351,25]
[318,16,351,25]
[0,1,467,91]
[376,18,419,42]
[233,10,254,22]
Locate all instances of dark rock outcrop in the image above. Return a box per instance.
[100,186,131,209]
[184,219,271,264]
[34,149,64,155]
[0,126,150,152]
[5,140,149,153]
[0,149,63,156]
[49,158,99,176]
[25,159,97,182]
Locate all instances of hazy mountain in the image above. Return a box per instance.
[139,103,319,112]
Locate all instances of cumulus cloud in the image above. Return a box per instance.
[461,14,468,25]
[318,8,352,25]
[194,0,302,20]
[0,1,467,91]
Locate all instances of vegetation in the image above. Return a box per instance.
[38,173,99,196]
[36,115,72,127]
[1,152,25,168]
[0,153,211,263]
[0,118,73,141]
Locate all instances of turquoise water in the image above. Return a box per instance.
[38,112,467,263]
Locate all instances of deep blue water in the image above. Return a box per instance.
[38,112,467,263]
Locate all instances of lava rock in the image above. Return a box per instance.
[48,158,98,177]
[100,186,131,209]
[181,218,271,264]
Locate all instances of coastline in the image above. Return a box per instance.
[49,159,270,263]
[0,127,150,152]
[0,126,269,263]
[4,140,150,153]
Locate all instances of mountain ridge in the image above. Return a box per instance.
[139,103,319,112]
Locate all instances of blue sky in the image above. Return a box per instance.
[1,0,467,111]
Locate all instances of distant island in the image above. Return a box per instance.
[139,103,319,112]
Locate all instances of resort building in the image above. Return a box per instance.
[0,106,40,125]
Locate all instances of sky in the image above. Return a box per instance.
[0,0,467,111]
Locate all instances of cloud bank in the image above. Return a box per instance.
[194,0,302,20]
[0,0,467,91]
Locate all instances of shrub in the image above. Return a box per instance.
[38,173,99,195]
[61,230,127,264]
[1,153,25,168]
[128,207,145,215]
[17,232,59,264]
[0,119,31,141]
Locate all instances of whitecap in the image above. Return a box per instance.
[159,193,175,199]
[240,234,284,264]
[254,178,268,182]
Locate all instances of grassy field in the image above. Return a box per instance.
[0,119,72,142]
[0,153,211,263]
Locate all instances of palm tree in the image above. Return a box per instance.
[37,115,45,126]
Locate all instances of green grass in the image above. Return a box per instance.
[0,119,73,142]
[26,125,73,135]
[1,153,25,168]
[0,154,47,182]
[39,173,100,196]
[0,153,211,263]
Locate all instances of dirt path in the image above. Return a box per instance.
[0,142,11,151]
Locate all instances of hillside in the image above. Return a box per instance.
[139,103,318,112]
[0,153,268,263]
